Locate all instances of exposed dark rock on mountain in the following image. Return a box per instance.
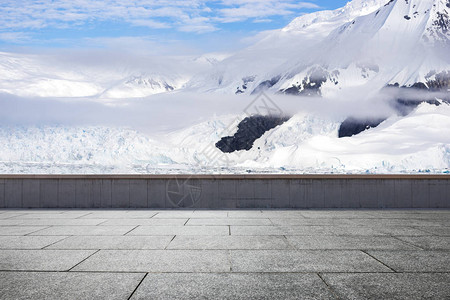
[251,76,280,95]
[280,67,339,96]
[393,98,442,116]
[216,115,290,153]
[338,75,450,138]
[236,76,256,94]
[425,70,450,90]
[338,117,386,138]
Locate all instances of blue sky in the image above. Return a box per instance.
[0,0,350,54]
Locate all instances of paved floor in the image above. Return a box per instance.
[0,209,449,299]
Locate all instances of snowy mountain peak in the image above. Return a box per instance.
[275,0,450,95]
[282,0,388,33]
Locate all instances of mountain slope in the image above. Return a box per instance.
[276,0,450,96]
[0,52,220,98]
[186,0,388,95]
[187,0,450,97]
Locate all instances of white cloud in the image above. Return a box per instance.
[0,0,319,35]
[0,32,31,43]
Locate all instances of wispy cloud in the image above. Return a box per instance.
[0,0,319,37]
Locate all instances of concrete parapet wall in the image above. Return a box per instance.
[0,175,449,208]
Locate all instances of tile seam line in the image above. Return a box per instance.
[390,236,426,250]
[123,225,140,236]
[360,250,397,273]
[127,272,148,300]
[0,270,448,274]
[66,249,100,272]
[317,272,341,300]
[164,235,177,250]
[41,235,72,249]
[23,225,52,236]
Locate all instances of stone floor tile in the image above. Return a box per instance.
[395,236,450,250]
[0,249,96,271]
[270,218,355,226]
[0,271,144,300]
[0,226,49,236]
[299,211,376,219]
[99,218,187,226]
[11,213,90,219]
[47,235,173,250]
[150,211,195,218]
[128,225,229,236]
[167,235,292,250]
[322,273,450,300]
[286,236,419,250]
[17,219,107,226]
[186,218,272,226]
[131,273,335,300]
[72,250,230,272]
[367,250,450,272]
[29,225,136,236]
[0,236,67,249]
[413,226,450,236]
[230,250,392,273]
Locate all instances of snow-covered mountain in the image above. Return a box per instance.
[187,0,450,96]
[1,0,448,98]
[1,101,449,174]
[1,0,450,174]
[0,51,221,98]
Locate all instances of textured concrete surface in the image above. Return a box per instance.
[1,176,449,208]
[0,209,449,299]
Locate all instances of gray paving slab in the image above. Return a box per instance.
[29,225,136,236]
[167,235,292,250]
[150,211,195,218]
[270,218,356,226]
[231,224,432,236]
[0,219,26,225]
[0,226,49,235]
[0,249,96,271]
[131,273,335,300]
[10,213,90,219]
[230,225,288,236]
[227,211,266,218]
[230,250,392,273]
[299,211,377,219]
[0,236,68,249]
[348,218,445,227]
[0,212,27,219]
[72,250,230,272]
[79,211,159,219]
[414,226,450,236]
[395,236,450,250]
[191,211,230,218]
[128,225,229,236]
[0,271,144,300]
[321,273,450,300]
[1,210,62,214]
[286,236,419,250]
[47,235,174,250]
[367,250,450,272]
[374,226,435,236]
[99,218,188,226]
[366,212,450,219]
[255,211,307,219]
[15,218,108,226]
[186,218,272,226]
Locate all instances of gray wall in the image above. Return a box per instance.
[0,176,449,209]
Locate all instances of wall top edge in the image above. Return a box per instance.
[0,174,449,180]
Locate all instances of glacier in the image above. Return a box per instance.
[0,0,449,174]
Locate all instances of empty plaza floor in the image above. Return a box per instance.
[0,209,449,299]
